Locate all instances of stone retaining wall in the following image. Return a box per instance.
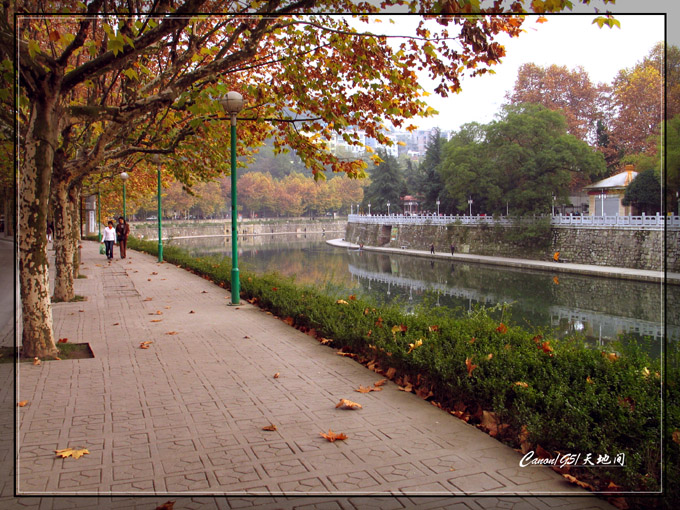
[132,219,346,240]
[346,222,678,272]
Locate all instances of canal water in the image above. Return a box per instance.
[167,233,677,355]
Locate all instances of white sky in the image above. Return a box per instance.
[367,3,674,132]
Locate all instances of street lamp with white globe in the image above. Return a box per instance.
[120,172,129,220]
[219,91,245,305]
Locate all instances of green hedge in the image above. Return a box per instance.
[127,237,676,505]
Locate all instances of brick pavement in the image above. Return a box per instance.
[4,241,617,509]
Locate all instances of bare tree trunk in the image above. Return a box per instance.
[70,181,81,277]
[51,177,75,302]
[20,100,58,358]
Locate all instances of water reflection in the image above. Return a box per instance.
[167,234,677,352]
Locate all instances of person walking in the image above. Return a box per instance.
[116,216,130,259]
[101,220,116,261]
[430,243,435,254]
[46,222,53,243]
[450,242,456,255]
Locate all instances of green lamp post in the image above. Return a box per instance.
[120,171,129,220]
[97,190,101,241]
[152,155,163,262]
[219,91,245,305]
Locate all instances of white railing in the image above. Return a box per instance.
[347,213,680,229]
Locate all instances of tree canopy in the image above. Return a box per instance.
[439,104,606,215]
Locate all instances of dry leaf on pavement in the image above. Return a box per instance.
[273,372,280,379]
[320,429,348,442]
[139,341,153,349]
[17,401,28,407]
[155,502,175,510]
[165,331,178,335]
[373,379,387,387]
[335,399,362,410]
[562,473,595,491]
[262,424,277,431]
[55,448,90,459]
[33,357,41,366]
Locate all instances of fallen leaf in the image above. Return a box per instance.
[391,324,407,335]
[33,357,41,366]
[518,425,531,454]
[496,323,508,334]
[155,502,175,510]
[487,353,493,360]
[320,429,348,442]
[140,341,153,349]
[641,367,650,378]
[355,385,375,393]
[335,399,362,410]
[55,448,90,459]
[273,372,280,379]
[337,351,356,358]
[336,299,349,305]
[606,481,624,491]
[535,444,552,460]
[243,335,250,339]
[201,290,208,293]
[113,322,120,325]
[385,367,397,379]
[514,381,529,388]
[469,337,476,344]
[562,473,595,491]
[189,310,195,314]
[144,297,153,301]
[151,272,158,275]
[607,497,629,510]
[165,331,178,335]
[373,379,387,387]
[150,319,162,323]
[147,278,151,281]
[407,338,423,354]
[164,306,171,309]
[673,429,680,444]
[17,401,28,407]
[479,410,509,437]
[586,376,594,384]
[283,317,294,326]
[54,357,61,360]
[348,294,356,300]
[539,341,553,354]
[602,351,619,362]
[319,338,332,345]
[398,383,413,392]
[262,424,277,431]
[465,357,477,377]
[57,338,68,343]
[428,325,440,332]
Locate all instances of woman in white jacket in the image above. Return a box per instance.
[101,220,116,260]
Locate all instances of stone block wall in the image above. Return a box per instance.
[345,222,679,272]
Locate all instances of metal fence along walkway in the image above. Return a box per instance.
[348,213,680,230]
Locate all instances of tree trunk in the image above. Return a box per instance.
[20,99,59,359]
[51,177,75,302]
[70,181,81,277]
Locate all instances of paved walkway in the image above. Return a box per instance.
[5,241,617,509]
[326,239,678,285]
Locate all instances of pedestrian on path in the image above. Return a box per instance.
[46,222,53,243]
[116,216,130,259]
[102,220,116,260]
[430,243,435,254]
[450,242,455,255]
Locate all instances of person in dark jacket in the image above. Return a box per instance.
[115,217,130,259]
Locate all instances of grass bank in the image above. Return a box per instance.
[127,237,676,507]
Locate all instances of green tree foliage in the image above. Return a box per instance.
[362,151,406,214]
[440,104,606,216]
[622,169,661,215]
[668,116,680,212]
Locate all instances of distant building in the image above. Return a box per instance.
[583,166,638,216]
[401,195,420,214]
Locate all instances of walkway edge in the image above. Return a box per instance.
[326,238,678,285]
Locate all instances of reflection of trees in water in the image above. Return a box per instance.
[347,250,673,326]
[168,236,674,348]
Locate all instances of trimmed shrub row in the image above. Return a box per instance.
[126,237,676,506]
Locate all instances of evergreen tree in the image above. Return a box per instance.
[622,169,661,215]
[415,128,450,214]
[362,151,406,214]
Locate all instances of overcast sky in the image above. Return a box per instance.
[370,1,675,133]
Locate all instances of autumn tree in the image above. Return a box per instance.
[505,63,604,144]
[440,104,606,215]
[4,1,619,357]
